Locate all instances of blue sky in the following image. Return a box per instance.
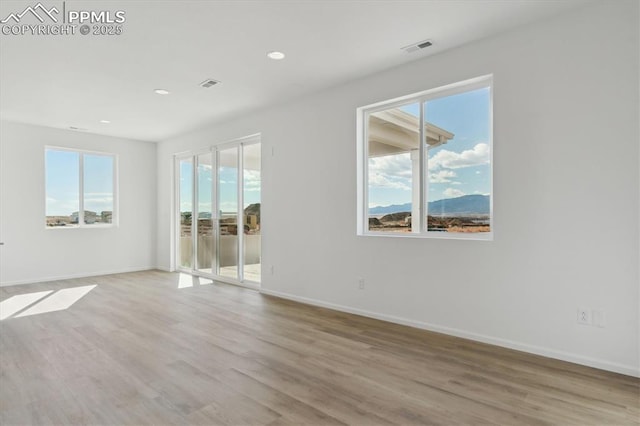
[46,150,113,216]
[368,87,491,208]
[179,161,261,215]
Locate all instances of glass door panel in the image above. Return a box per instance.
[196,152,214,273]
[178,158,193,269]
[218,147,239,280]
[176,141,261,284]
[243,143,261,282]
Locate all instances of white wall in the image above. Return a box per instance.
[0,121,157,285]
[157,1,639,376]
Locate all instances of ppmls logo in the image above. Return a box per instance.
[1,3,59,24]
[1,2,126,36]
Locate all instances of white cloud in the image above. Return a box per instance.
[219,201,238,212]
[369,154,413,178]
[429,170,458,184]
[429,143,489,170]
[198,202,212,212]
[85,192,113,197]
[368,153,412,191]
[243,170,261,192]
[84,196,112,202]
[368,173,411,191]
[443,188,466,199]
[46,196,81,216]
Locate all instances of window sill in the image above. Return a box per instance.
[45,224,117,230]
[358,231,493,241]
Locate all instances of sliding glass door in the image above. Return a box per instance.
[218,146,239,280]
[196,152,214,274]
[178,158,194,269]
[176,137,261,285]
[242,143,261,282]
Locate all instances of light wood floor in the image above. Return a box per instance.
[1,270,638,425]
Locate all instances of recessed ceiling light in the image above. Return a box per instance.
[267,51,285,60]
[100,120,111,124]
[154,89,170,95]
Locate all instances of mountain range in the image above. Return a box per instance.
[369,194,489,216]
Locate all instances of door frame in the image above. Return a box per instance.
[173,134,261,289]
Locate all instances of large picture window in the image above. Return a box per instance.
[357,75,492,239]
[45,147,117,227]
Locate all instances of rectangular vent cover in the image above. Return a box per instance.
[200,79,220,88]
[402,39,433,53]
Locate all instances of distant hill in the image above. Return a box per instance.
[370,194,489,216]
[244,203,260,216]
[244,203,260,224]
[380,212,411,223]
[369,203,412,215]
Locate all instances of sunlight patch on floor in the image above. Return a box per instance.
[178,273,193,288]
[178,273,214,289]
[1,285,96,320]
[0,290,53,320]
[16,285,96,318]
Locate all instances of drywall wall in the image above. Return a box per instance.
[157,1,639,376]
[0,121,157,285]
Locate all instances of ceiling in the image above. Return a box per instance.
[0,0,593,142]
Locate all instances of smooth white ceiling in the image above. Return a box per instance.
[0,0,592,142]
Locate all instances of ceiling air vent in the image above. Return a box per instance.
[402,39,433,53]
[199,79,220,88]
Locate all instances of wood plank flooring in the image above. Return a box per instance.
[0,270,638,425]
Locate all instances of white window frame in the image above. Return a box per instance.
[45,146,119,229]
[357,75,493,240]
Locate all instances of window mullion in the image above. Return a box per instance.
[79,154,84,227]
[362,111,370,234]
[191,155,197,272]
[113,155,118,226]
[238,144,244,283]
[419,101,426,234]
[215,149,221,277]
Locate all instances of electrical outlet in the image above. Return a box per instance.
[358,277,365,290]
[592,309,606,328]
[577,307,591,325]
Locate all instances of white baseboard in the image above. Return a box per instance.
[260,288,640,378]
[0,266,155,287]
